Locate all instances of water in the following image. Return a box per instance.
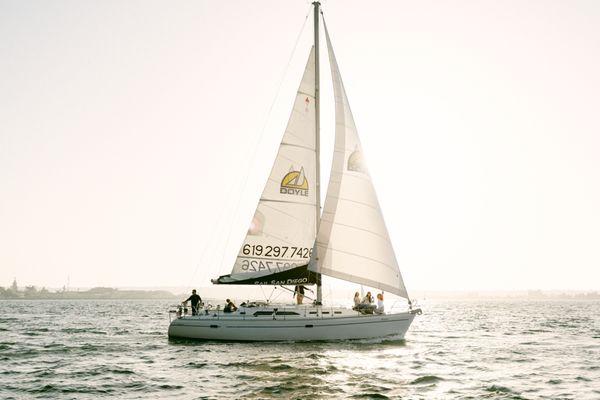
[0,300,598,399]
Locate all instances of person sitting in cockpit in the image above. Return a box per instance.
[353,292,361,310]
[362,292,374,306]
[223,299,238,313]
[375,293,385,314]
[357,291,377,314]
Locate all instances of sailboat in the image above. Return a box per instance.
[168,2,420,341]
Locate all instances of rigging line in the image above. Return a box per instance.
[185,215,220,289]
[181,176,241,290]
[268,286,278,302]
[271,287,285,302]
[180,215,220,291]
[218,6,312,273]
[281,285,314,302]
[260,285,268,302]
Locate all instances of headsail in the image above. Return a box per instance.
[311,22,409,298]
[214,48,318,285]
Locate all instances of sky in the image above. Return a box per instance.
[1,0,599,293]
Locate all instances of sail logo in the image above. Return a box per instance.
[247,210,265,236]
[347,146,368,174]
[280,166,309,197]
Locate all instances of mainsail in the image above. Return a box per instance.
[310,22,409,298]
[214,48,319,285]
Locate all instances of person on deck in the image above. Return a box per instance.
[353,292,361,309]
[375,293,385,314]
[362,292,374,305]
[357,291,376,313]
[183,289,202,316]
[224,299,238,313]
[294,285,312,305]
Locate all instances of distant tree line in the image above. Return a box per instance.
[0,279,179,300]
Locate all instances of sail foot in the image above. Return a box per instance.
[212,264,319,286]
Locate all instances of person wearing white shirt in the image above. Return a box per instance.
[375,293,385,314]
[353,292,361,309]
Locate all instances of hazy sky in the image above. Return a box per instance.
[1,0,599,293]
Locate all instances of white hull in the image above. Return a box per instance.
[168,305,416,341]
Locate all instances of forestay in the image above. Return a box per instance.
[311,22,409,298]
[215,48,318,285]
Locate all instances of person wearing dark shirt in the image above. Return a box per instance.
[183,289,202,316]
[294,285,312,305]
[223,299,238,313]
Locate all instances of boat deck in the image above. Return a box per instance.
[171,303,379,322]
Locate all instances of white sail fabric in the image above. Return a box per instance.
[227,48,318,282]
[312,24,409,298]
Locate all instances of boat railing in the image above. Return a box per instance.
[168,303,364,321]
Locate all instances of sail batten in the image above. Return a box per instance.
[310,21,409,299]
[315,246,399,270]
[259,198,315,205]
[281,143,315,151]
[317,221,390,241]
[313,268,401,295]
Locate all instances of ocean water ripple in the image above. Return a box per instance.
[0,300,598,399]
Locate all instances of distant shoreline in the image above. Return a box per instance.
[1,284,599,301]
[0,286,181,300]
[0,297,180,300]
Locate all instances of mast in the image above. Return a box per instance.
[313,1,323,305]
